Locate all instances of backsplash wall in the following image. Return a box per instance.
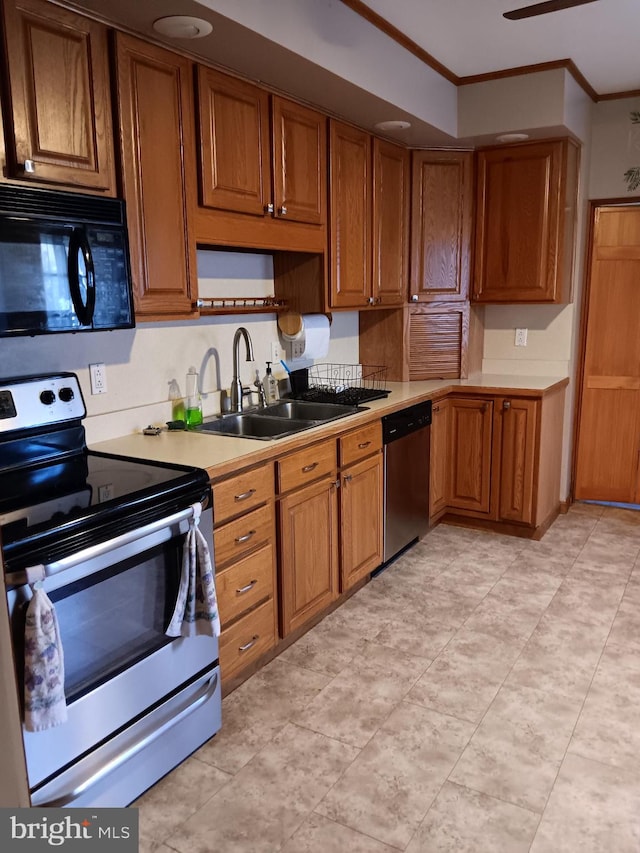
[0,250,359,444]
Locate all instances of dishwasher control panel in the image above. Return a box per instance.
[381,400,432,444]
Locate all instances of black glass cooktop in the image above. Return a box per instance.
[0,449,210,572]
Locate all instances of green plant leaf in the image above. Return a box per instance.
[624,166,640,191]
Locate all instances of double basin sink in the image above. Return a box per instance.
[195,400,364,440]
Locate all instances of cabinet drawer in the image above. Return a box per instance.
[219,598,276,680]
[276,438,336,493]
[213,463,273,524]
[339,421,382,466]
[214,504,273,567]
[217,543,275,626]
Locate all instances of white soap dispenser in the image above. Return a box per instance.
[263,362,279,404]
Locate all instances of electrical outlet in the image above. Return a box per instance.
[270,341,281,364]
[514,328,528,347]
[89,362,107,394]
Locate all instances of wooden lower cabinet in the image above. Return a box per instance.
[429,397,451,519]
[278,474,339,636]
[339,422,383,591]
[434,385,566,534]
[219,598,277,681]
[448,397,493,514]
[212,462,278,686]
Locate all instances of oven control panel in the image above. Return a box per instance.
[0,373,86,433]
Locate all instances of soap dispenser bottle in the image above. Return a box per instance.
[263,362,279,404]
[185,367,203,428]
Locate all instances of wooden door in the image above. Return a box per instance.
[575,206,640,502]
[448,397,493,514]
[410,150,473,302]
[430,398,451,519]
[1,0,115,192]
[474,140,576,303]
[498,397,537,524]
[340,453,383,591]
[372,138,409,306]
[329,120,372,308]
[272,96,326,225]
[196,67,271,216]
[115,34,197,318]
[278,477,339,636]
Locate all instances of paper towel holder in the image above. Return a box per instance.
[277,311,332,336]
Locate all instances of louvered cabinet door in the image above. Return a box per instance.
[408,304,468,380]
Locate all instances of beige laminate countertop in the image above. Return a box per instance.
[90,375,569,480]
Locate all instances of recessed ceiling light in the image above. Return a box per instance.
[494,132,530,143]
[152,16,213,40]
[374,120,411,132]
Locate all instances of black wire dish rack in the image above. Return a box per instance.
[295,363,390,405]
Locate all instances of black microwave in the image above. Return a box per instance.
[0,185,134,336]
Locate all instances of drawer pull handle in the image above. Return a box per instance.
[302,462,318,473]
[236,579,258,595]
[239,635,259,652]
[235,530,256,544]
[357,441,371,449]
[234,488,256,502]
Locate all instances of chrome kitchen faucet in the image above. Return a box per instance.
[230,326,255,412]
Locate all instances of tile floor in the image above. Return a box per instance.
[134,503,640,851]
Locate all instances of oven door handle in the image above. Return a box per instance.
[37,670,219,808]
[6,504,200,588]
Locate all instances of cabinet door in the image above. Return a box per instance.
[115,34,197,318]
[196,67,271,216]
[474,140,575,303]
[410,150,473,302]
[429,398,451,518]
[340,453,383,591]
[329,120,371,308]
[278,477,339,636]
[498,398,537,524]
[409,304,468,380]
[372,138,409,306]
[1,0,115,192]
[272,96,326,225]
[448,397,493,514]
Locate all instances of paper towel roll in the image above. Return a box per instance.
[300,314,330,359]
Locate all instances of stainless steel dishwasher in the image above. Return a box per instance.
[381,400,432,564]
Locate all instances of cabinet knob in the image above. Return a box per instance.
[367,296,374,305]
[410,294,419,302]
[343,474,353,484]
[503,400,511,410]
[21,159,36,174]
[278,206,287,216]
[264,202,274,214]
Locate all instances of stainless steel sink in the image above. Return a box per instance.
[195,400,364,440]
[259,400,362,421]
[196,413,316,440]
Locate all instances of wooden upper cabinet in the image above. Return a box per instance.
[410,150,473,303]
[329,120,372,309]
[115,34,197,319]
[272,96,326,225]
[373,138,409,306]
[0,0,115,193]
[473,138,579,304]
[196,67,270,216]
[196,73,326,226]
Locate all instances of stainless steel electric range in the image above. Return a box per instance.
[0,372,221,808]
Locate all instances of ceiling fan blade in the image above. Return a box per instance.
[504,0,598,20]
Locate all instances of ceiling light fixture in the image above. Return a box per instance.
[374,120,411,132]
[152,16,213,40]
[494,132,530,143]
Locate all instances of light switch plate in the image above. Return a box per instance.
[270,341,281,364]
[515,328,528,347]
